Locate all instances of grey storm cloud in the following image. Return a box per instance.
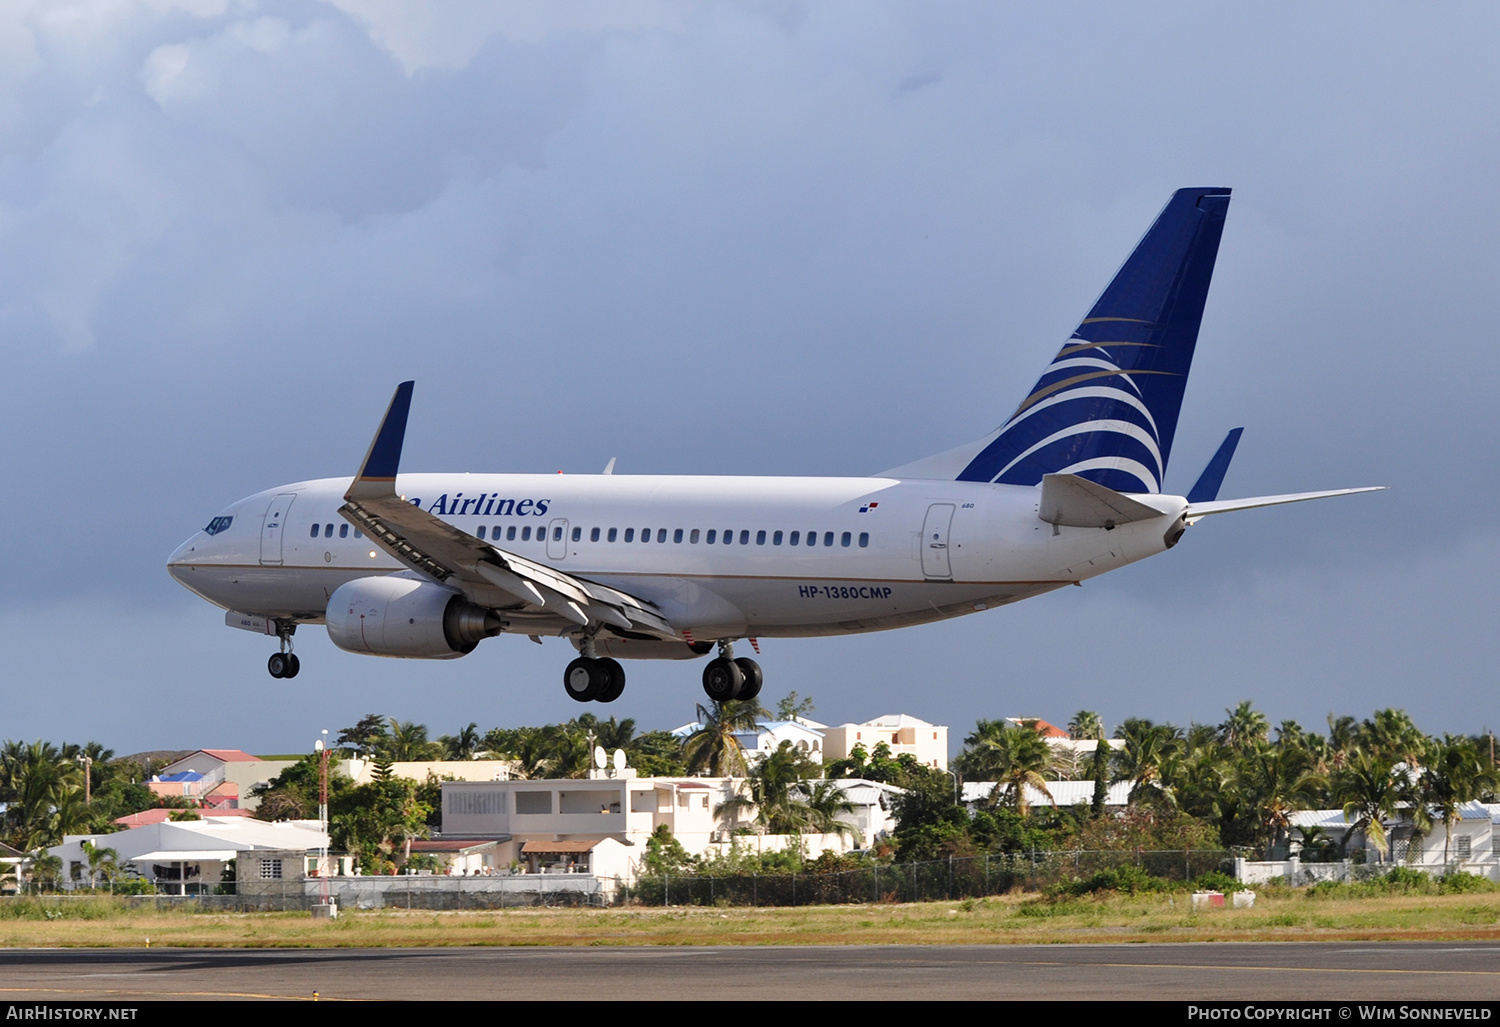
[0,0,1497,751]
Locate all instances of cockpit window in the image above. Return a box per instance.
[204,516,233,536]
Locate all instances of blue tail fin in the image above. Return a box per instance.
[953,188,1231,493]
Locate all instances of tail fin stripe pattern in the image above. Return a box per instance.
[1055,457,1161,494]
[1004,386,1162,446]
[955,187,1231,493]
[992,419,1165,487]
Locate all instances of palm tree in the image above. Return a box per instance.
[683,700,766,778]
[1219,701,1270,753]
[1241,746,1326,857]
[1112,719,1184,810]
[1417,736,1498,864]
[81,840,119,890]
[715,740,817,833]
[1336,750,1406,861]
[796,780,859,841]
[1067,710,1103,742]
[385,719,439,762]
[955,720,1056,815]
[439,723,480,760]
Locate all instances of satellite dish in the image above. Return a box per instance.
[593,746,607,769]
[612,749,627,771]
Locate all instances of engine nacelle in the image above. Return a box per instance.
[327,576,502,659]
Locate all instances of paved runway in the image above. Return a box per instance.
[2,943,1499,1001]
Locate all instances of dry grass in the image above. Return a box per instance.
[4,887,1500,948]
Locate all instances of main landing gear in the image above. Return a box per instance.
[562,636,625,703]
[267,622,300,679]
[702,641,762,703]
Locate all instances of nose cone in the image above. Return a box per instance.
[167,536,200,585]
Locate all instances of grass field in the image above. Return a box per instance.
[4,885,1500,948]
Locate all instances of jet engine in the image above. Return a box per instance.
[326,576,502,659]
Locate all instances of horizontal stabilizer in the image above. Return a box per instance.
[1039,473,1164,528]
[1184,486,1386,522]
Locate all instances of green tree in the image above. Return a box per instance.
[1112,719,1184,810]
[439,723,480,760]
[682,700,766,778]
[1417,735,1498,864]
[774,692,815,722]
[956,721,1055,817]
[1336,750,1406,860]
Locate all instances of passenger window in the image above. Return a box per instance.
[673,529,683,543]
[507,526,516,541]
[608,528,618,542]
[591,527,600,542]
[773,530,783,545]
[325,524,334,538]
[723,530,733,545]
[690,529,700,544]
[806,531,817,547]
[658,528,667,543]
[789,531,800,546]
[739,530,750,545]
[756,530,766,545]
[354,529,363,539]
[625,528,635,542]
[824,531,835,547]
[522,526,532,541]
[571,527,581,542]
[555,527,564,541]
[309,524,319,538]
[706,529,716,544]
[859,532,869,548]
[477,526,487,540]
[340,524,350,539]
[841,531,852,547]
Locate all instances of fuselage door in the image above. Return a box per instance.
[921,503,955,580]
[546,517,569,561]
[260,493,298,566]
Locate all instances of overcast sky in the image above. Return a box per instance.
[2,1,1497,756]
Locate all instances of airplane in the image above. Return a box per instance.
[167,187,1382,705]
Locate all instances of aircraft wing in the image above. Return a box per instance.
[337,382,678,639]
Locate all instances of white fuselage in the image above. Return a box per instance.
[168,472,1187,648]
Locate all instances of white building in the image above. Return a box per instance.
[1289,802,1496,868]
[670,719,828,762]
[821,715,949,772]
[51,816,327,894]
[439,771,887,879]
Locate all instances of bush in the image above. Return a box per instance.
[1049,863,1175,898]
[1438,871,1498,894]
[1192,870,1246,894]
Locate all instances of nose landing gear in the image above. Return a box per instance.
[702,641,761,702]
[267,622,300,679]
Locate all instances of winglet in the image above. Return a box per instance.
[346,381,414,501]
[1186,427,1244,504]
